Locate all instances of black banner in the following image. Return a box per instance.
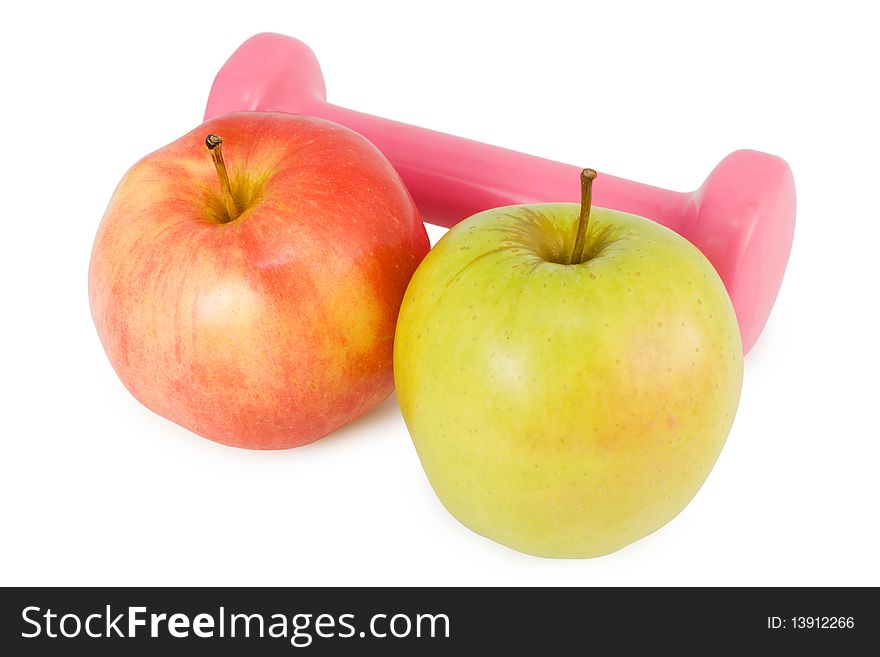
[0,587,874,654]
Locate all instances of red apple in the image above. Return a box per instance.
[89,112,429,448]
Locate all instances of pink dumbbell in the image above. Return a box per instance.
[205,33,795,353]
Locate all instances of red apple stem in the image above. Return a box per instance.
[569,168,598,265]
[205,134,241,222]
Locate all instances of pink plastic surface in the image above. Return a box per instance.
[204,33,796,353]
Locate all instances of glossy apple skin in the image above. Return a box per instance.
[394,204,743,557]
[89,112,429,449]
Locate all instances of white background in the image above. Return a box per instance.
[1,0,878,586]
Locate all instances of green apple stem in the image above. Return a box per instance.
[569,168,598,265]
[205,134,241,222]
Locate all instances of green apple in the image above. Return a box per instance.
[394,170,743,558]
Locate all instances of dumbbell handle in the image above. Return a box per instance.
[313,103,684,228]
